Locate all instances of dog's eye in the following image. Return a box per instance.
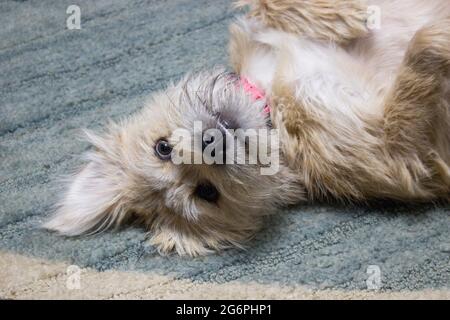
[195,183,219,203]
[155,139,172,160]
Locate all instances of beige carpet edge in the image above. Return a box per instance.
[1,251,448,300]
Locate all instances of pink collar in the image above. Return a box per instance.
[239,77,271,114]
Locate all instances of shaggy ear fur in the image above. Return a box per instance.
[234,0,369,44]
[44,132,129,236]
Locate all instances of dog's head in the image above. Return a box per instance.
[44,70,304,256]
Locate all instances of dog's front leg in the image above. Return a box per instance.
[235,0,369,44]
[382,18,450,196]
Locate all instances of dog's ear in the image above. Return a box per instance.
[44,132,129,236]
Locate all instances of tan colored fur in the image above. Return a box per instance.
[45,1,450,256]
[235,0,369,44]
[231,0,450,202]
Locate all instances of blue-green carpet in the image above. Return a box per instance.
[0,0,449,297]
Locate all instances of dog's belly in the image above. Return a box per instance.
[239,0,450,125]
[241,30,383,126]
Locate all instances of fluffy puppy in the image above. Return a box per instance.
[45,0,450,256]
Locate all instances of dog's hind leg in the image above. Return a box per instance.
[382,18,450,197]
[234,0,369,44]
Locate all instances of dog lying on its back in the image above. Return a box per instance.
[45,0,450,256]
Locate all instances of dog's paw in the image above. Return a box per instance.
[148,226,216,257]
[407,17,450,70]
[235,0,370,44]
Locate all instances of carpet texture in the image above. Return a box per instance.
[0,0,449,299]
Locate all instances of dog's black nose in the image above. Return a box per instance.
[202,133,225,161]
[217,118,234,131]
[217,113,238,132]
[202,134,216,151]
[201,114,238,163]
